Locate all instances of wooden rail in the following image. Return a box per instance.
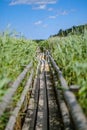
[23,62,40,130]
[49,54,87,130]
[5,69,34,130]
[0,62,32,117]
[50,64,73,130]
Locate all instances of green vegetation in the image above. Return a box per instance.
[48,30,87,115]
[50,24,87,37]
[0,111,10,130]
[0,30,37,99]
[0,24,87,128]
[0,30,38,129]
[38,27,87,115]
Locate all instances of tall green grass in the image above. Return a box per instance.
[0,31,37,99]
[48,31,87,114]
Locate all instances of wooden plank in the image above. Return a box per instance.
[35,72,45,130]
[22,62,40,130]
[46,70,62,130]
[0,62,32,117]
[43,71,49,130]
[35,61,48,130]
[49,55,68,90]
[5,70,34,130]
[69,85,79,93]
[64,90,87,130]
[29,63,40,130]
[49,55,87,130]
[49,62,72,130]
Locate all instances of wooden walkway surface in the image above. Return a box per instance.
[0,52,87,130]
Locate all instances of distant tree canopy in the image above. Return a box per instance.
[50,24,87,37]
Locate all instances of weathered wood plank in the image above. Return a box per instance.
[0,62,32,117]
[5,69,34,130]
[29,63,40,130]
[69,85,79,93]
[46,70,62,130]
[35,60,48,130]
[50,62,72,130]
[22,62,40,130]
[49,55,87,130]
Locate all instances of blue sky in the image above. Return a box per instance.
[0,0,87,39]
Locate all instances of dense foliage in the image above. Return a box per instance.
[51,24,87,37]
[0,27,87,128]
[0,31,37,99]
[0,31,38,129]
[48,31,87,114]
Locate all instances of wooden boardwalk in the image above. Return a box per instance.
[0,52,87,130]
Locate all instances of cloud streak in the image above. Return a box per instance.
[32,4,46,10]
[48,9,75,19]
[9,0,57,5]
[49,15,57,19]
[34,20,42,25]
[56,9,76,16]
[59,10,68,15]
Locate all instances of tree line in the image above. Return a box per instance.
[50,24,87,37]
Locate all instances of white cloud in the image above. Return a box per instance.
[55,9,69,16]
[49,15,57,19]
[34,20,42,25]
[32,4,46,10]
[9,0,57,5]
[48,10,70,20]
